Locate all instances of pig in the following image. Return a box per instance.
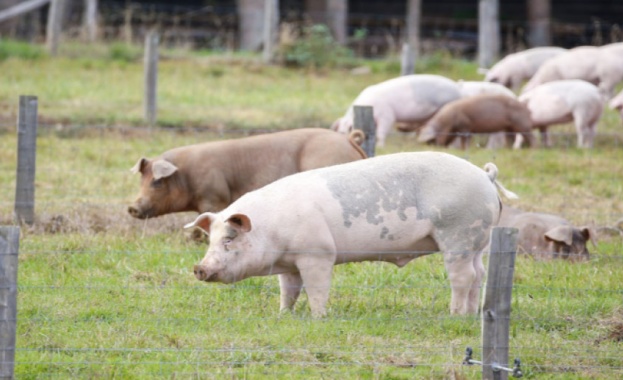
[518,79,604,148]
[483,46,567,90]
[608,88,623,121]
[185,151,518,317]
[332,74,462,147]
[497,206,596,262]
[457,80,517,99]
[417,94,535,149]
[128,128,366,219]
[522,45,623,97]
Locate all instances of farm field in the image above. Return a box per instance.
[1,42,622,379]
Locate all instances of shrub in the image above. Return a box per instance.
[0,39,45,61]
[108,42,141,63]
[279,24,355,69]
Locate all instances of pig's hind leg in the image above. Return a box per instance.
[438,238,485,315]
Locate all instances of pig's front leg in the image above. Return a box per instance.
[279,272,303,313]
[298,256,335,318]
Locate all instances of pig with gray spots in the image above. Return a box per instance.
[185,152,517,317]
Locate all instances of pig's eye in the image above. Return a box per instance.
[223,238,233,251]
[151,179,163,188]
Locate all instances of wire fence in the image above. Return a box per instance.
[1,118,622,378]
[2,1,623,57]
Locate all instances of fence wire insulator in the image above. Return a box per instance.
[462,346,523,378]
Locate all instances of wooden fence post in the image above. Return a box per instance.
[353,105,376,158]
[0,227,20,380]
[482,227,518,380]
[144,30,159,127]
[14,96,38,225]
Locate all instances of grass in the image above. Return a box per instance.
[1,41,622,379]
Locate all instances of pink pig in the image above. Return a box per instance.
[332,74,461,147]
[519,79,604,148]
[608,88,623,122]
[186,152,517,317]
[484,47,567,91]
[522,45,623,97]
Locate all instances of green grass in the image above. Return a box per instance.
[1,43,622,379]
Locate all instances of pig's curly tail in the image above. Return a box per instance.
[484,162,519,200]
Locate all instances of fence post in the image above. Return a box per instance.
[144,30,159,127]
[353,105,376,157]
[14,96,38,226]
[400,43,415,76]
[0,227,20,380]
[482,227,518,380]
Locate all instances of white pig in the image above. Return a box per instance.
[457,80,517,99]
[484,46,567,90]
[518,79,604,148]
[185,152,517,317]
[332,74,462,147]
[522,45,623,97]
[609,88,623,121]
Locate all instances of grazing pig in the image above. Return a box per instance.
[522,46,623,97]
[417,94,534,149]
[128,128,366,219]
[185,151,518,317]
[332,74,462,147]
[484,46,567,90]
[518,80,603,148]
[457,80,517,99]
[498,206,596,262]
[608,88,623,122]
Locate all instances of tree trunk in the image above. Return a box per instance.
[527,0,551,47]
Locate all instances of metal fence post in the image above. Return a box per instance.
[144,30,159,127]
[14,95,38,225]
[0,227,20,380]
[482,227,518,380]
[353,105,376,158]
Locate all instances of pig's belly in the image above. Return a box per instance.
[334,235,440,267]
[332,218,441,267]
[393,103,438,123]
[529,96,572,125]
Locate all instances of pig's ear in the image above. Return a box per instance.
[152,160,178,180]
[581,226,598,247]
[184,212,216,235]
[227,213,252,233]
[330,118,341,131]
[130,158,148,174]
[544,226,573,246]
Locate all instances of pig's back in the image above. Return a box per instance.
[229,152,499,236]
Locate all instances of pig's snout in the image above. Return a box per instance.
[128,205,142,218]
[127,203,151,219]
[194,265,216,281]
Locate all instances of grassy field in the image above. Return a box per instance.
[1,41,622,379]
